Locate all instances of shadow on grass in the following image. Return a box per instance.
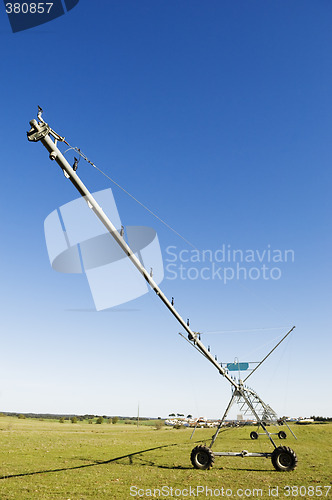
[0,443,182,480]
[0,435,275,478]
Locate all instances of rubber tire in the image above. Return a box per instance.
[190,445,215,470]
[250,431,259,440]
[271,446,298,472]
[278,431,287,439]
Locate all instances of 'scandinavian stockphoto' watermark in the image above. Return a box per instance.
[165,244,295,283]
[129,484,331,497]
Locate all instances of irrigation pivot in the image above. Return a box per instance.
[27,110,298,472]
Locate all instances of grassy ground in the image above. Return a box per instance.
[0,416,331,499]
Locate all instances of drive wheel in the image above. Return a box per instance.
[271,446,298,472]
[190,445,214,470]
[278,431,287,439]
[250,431,258,440]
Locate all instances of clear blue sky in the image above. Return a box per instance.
[0,0,331,419]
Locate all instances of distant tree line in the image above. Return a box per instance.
[2,412,331,423]
[0,412,157,422]
[168,413,193,418]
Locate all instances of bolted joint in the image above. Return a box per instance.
[49,151,57,161]
[27,120,50,142]
[188,331,198,342]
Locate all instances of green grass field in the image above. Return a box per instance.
[0,417,331,499]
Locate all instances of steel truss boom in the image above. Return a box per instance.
[27,116,238,388]
[27,114,299,472]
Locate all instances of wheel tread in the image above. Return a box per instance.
[250,431,258,440]
[190,445,214,470]
[271,446,298,472]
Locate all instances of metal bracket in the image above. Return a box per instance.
[27,121,50,142]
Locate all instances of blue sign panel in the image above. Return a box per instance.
[227,362,249,371]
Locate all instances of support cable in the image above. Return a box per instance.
[60,139,199,251]
[243,326,295,383]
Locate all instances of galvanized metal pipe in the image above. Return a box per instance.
[28,118,238,390]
